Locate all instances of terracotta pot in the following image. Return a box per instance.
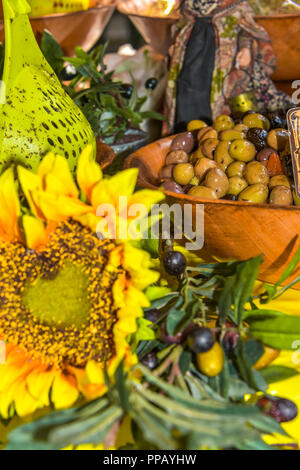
[117,5,300,82]
[257,14,300,81]
[125,135,300,289]
[96,139,115,170]
[0,5,116,56]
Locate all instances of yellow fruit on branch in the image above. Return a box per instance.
[196,342,224,377]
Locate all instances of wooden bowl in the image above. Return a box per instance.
[125,135,300,289]
[117,4,300,82]
[0,5,116,56]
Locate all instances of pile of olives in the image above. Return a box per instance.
[160,112,299,206]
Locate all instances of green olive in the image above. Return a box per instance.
[267,128,289,152]
[269,175,291,190]
[229,139,256,162]
[243,113,270,131]
[244,161,269,185]
[213,115,234,132]
[173,163,194,185]
[214,141,234,171]
[238,184,269,204]
[234,123,248,133]
[228,176,248,196]
[226,161,246,178]
[204,168,229,198]
[219,130,244,141]
[269,186,293,206]
[188,186,218,200]
[198,127,218,143]
[194,157,217,180]
[191,146,205,162]
[201,138,219,159]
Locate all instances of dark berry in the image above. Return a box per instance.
[188,327,215,354]
[247,127,268,151]
[141,352,158,370]
[121,84,134,100]
[61,64,77,81]
[163,251,187,276]
[257,397,298,423]
[145,77,158,91]
[145,309,160,323]
[265,112,285,130]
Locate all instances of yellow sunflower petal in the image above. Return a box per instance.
[18,166,42,216]
[23,215,47,250]
[26,367,55,407]
[77,145,102,201]
[85,360,105,385]
[0,167,20,240]
[51,372,79,409]
[37,152,56,181]
[35,192,91,221]
[122,243,160,290]
[14,380,42,417]
[91,179,112,210]
[49,155,79,198]
[108,168,139,201]
[128,189,165,213]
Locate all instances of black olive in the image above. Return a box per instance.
[257,397,298,423]
[120,84,134,100]
[145,77,158,91]
[163,251,187,276]
[141,352,158,370]
[188,327,215,354]
[247,127,268,151]
[60,64,77,81]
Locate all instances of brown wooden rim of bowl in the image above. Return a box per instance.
[2,5,116,22]
[255,12,300,20]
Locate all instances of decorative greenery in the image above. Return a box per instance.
[40,32,165,145]
[5,249,300,450]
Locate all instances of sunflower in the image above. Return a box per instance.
[0,146,164,418]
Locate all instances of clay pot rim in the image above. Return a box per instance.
[117,5,179,20]
[117,7,300,21]
[0,5,116,23]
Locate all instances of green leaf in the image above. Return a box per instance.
[135,317,156,343]
[261,247,300,302]
[248,314,300,350]
[115,361,130,413]
[179,351,192,375]
[260,365,300,384]
[167,289,198,335]
[243,339,265,367]
[218,275,235,324]
[234,339,268,392]
[145,286,171,302]
[233,256,263,324]
[41,30,64,77]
